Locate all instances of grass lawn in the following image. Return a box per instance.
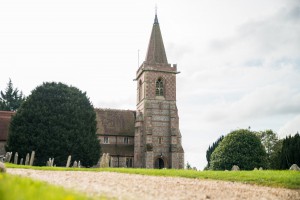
[0,172,112,200]
[6,163,300,189]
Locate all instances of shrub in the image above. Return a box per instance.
[6,82,101,167]
[210,129,267,170]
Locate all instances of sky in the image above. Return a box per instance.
[1,0,300,170]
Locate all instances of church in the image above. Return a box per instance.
[0,13,184,169]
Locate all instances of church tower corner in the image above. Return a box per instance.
[134,13,184,169]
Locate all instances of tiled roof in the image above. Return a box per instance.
[145,14,168,65]
[95,109,135,136]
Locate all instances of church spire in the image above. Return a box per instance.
[145,12,168,65]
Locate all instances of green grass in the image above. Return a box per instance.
[6,163,300,189]
[0,173,112,200]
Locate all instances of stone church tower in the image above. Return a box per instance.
[134,14,184,169]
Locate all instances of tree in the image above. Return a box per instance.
[0,79,25,111]
[280,133,300,169]
[255,130,279,168]
[6,82,101,167]
[205,135,224,170]
[210,129,267,170]
[269,139,283,169]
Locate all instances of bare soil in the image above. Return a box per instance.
[7,168,300,200]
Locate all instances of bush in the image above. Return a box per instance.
[210,129,267,170]
[205,135,224,170]
[280,133,300,169]
[6,82,101,167]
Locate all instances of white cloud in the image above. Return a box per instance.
[278,115,300,138]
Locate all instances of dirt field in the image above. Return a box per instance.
[7,168,300,200]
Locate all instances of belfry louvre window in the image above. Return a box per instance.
[156,78,164,96]
[124,137,129,144]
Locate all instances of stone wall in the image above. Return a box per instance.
[134,62,184,169]
[0,141,6,155]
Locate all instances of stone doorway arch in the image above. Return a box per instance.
[155,158,165,169]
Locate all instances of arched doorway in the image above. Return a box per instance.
[155,158,165,169]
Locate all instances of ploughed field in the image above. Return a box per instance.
[7,168,300,200]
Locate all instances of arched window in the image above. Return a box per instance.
[156,78,164,96]
[139,80,142,101]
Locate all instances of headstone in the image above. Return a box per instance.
[231,165,240,171]
[25,153,30,165]
[4,152,9,162]
[66,155,71,168]
[47,158,54,167]
[289,164,300,171]
[254,167,258,170]
[99,154,105,168]
[78,161,81,168]
[5,152,12,163]
[73,160,78,167]
[105,153,110,168]
[259,167,263,170]
[0,162,6,173]
[29,151,35,166]
[14,152,18,164]
[20,158,23,165]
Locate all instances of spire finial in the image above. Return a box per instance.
[154,4,159,24]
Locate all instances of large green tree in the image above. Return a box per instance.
[205,135,224,170]
[0,79,25,111]
[6,82,101,167]
[280,133,300,169]
[210,129,267,170]
[255,130,280,169]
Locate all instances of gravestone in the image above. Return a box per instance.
[20,158,23,165]
[231,165,240,171]
[289,164,300,171]
[25,153,30,165]
[14,152,18,164]
[73,161,78,167]
[66,155,71,168]
[259,167,263,170]
[29,151,35,166]
[5,152,12,163]
[0,162,6,173]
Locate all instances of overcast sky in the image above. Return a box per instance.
[1,0,299,169]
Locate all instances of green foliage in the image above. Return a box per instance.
[205,135,224,169]
[256,130,280,169]
[280,133,300,169]
[0,173,109,200]
[6,82,101,167]
[6,163,300,189]
[0,78,25,111]
[210,129,267,170]
[186,162,192,169]
[269,139,283,169]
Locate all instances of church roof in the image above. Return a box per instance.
[145,14,168,65]
[0,111,14,141]
[95,109,135,136]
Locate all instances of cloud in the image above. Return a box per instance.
[207,1,300,68]
[278,115,300,138]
